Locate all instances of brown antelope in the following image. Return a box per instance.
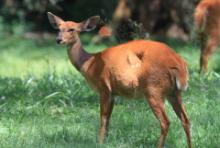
[47,12,191,148]
[195,0,220,73]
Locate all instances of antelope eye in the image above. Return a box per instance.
[68,28,75,32]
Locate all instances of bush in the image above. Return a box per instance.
[0,0,200,40]
[0,0,116,34]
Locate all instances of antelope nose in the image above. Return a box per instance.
[56,38,62,44]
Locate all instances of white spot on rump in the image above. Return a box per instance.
[176,79,188,91]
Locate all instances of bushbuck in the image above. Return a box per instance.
[195,0,220,73]
[47,12,191,148]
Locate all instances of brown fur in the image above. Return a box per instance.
[195,0,220,72]
[48,12,192,148]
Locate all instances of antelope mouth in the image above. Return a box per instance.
[56,39,63,44]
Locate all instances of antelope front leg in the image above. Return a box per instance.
[98,92,114,144]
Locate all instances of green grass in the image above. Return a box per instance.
[0,34,107,77]
[0,35,220,147]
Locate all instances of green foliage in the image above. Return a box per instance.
[0,36,220,147]
[0,0,116,34]
[0,0,199,38]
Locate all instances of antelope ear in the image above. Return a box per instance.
[47,12,64,29]
[80,16,100,32]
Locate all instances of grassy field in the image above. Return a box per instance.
[0,34,220,148]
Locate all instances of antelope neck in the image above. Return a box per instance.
[67,38,93,71]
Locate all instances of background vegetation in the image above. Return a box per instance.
[1,0,199,38]
[0,0,220,147]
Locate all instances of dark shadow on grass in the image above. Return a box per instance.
[213,67,220,73]
[212,59,220,73]
[132,137,157,148]
[42,128,97,148]
[133,138,176,148]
